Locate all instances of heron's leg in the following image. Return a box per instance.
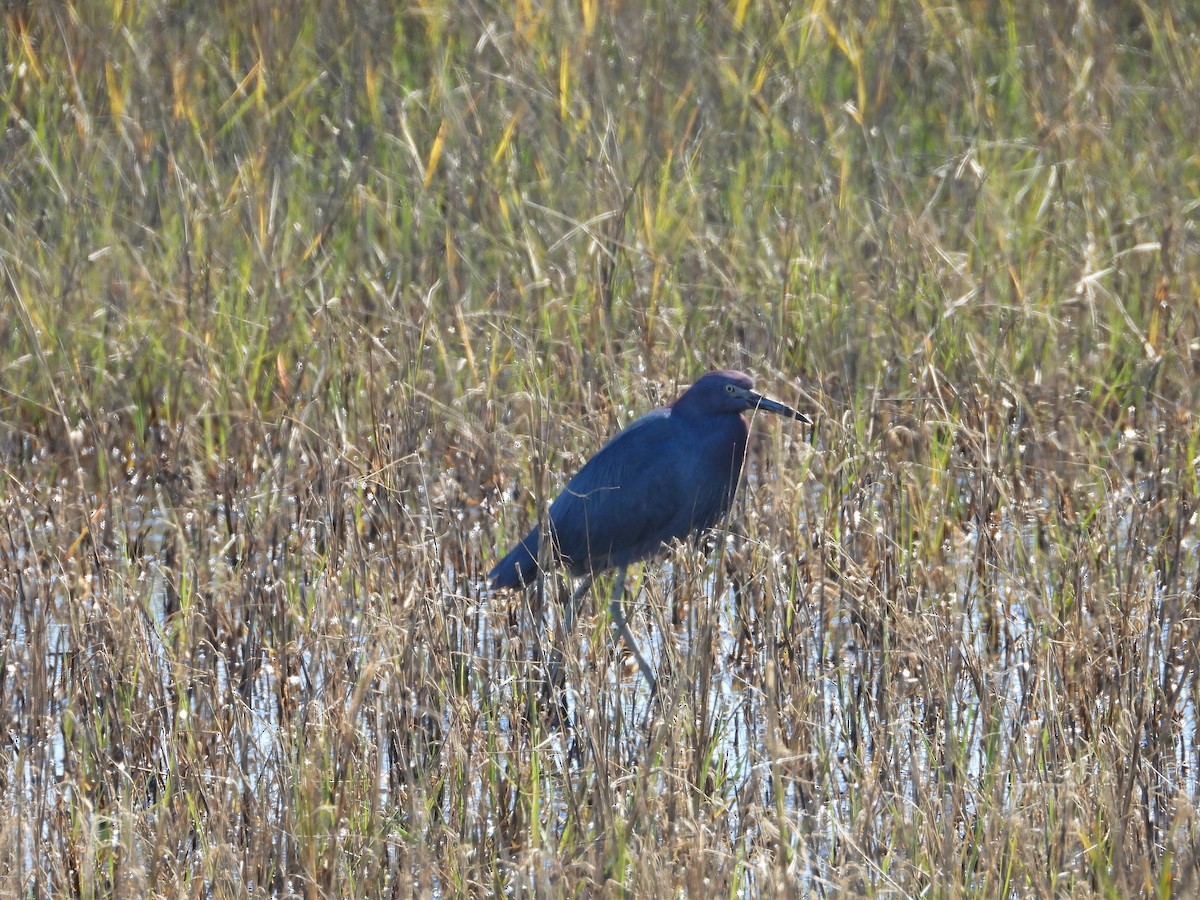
[609,568,658,693]
[548,574,593,688]
[564,576,592,637]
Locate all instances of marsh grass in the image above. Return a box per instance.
[2,1,1199,895]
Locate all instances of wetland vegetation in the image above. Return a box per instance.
[2,1,1199,895]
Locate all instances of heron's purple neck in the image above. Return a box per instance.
[668,399,751,457]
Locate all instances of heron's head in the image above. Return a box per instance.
[675,370,811,423]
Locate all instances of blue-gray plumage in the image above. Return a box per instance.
[489,370,809,690]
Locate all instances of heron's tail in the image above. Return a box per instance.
[488,526,541,589]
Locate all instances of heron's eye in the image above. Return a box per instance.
[725,384,735,394]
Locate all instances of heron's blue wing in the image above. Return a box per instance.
[488,524,541,589]
[546,410,710,574]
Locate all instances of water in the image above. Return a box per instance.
[2,456,1195,894]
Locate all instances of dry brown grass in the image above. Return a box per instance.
[2,1,1199,895]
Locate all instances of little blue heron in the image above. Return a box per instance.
[489,370,810,691]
